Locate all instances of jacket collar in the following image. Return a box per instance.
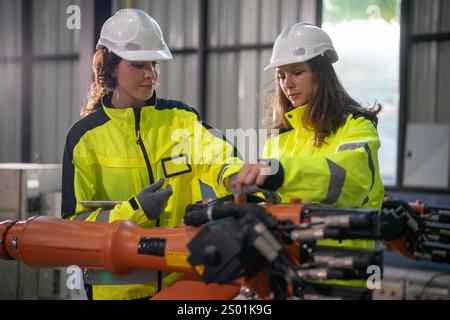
[101,91,157,130]
[101,91,157,110]
[284,104,308,129]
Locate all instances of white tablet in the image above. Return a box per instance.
[79,200,122,209]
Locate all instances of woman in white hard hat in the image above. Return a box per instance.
[232,23,384,291]
[61,8,241,300]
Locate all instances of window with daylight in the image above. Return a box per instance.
[322,0,401,186]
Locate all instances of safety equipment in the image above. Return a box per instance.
[96,8,172,61]
[265,23,338,70]
[262,105,384,287]
[136,178,173,220]
[61,92,241,299]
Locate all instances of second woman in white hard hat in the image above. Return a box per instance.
[232,23,384,292]
[233,22,383,210]
[61,8,241,300]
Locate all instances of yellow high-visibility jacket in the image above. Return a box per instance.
[263,105,384,288]
[61,92,241,299]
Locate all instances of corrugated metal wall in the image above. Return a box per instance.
[0,0,22,162]
[31,0,81,163]
[408,0,450,124]
[0,0,82,164]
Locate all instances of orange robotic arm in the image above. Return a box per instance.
[381,199,450,264]
[0,216,199,275]
[0,203,303,299]
[0,201,381,300]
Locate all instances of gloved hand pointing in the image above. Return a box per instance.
[136,178,173,220]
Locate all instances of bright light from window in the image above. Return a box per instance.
[322,0,401,186]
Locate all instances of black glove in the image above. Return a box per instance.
[136,178,173,220]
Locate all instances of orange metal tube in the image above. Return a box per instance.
[0,216,199,275]
[0,204,306,299]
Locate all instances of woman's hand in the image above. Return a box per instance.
[230,162,271,195]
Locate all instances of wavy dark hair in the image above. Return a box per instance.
[264,55,381,147]
[80,46,122,117]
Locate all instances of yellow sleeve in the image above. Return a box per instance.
[189,120,243,197]
[266,117,381,208]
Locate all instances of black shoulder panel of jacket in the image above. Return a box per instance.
[64,108,111,161]
[155,98,202,121]
[61,108,110,219]
[342,107,378,128]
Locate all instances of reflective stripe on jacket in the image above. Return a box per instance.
[61,92,241,299]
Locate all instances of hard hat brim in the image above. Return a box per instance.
[264,51,338,71]
[112,49,173,62]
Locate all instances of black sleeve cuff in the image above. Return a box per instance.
[260,158,284,191]
[129,197,139,210]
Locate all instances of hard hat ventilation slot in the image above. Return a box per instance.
[293,47,306,56]
[125,43,141,51]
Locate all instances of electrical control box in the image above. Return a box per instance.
[403,124,450,189]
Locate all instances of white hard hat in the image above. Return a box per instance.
[96,8,172,61]
[264,23,338,70]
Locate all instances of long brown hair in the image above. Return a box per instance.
[80,46,122,117]
[265,55,381,147]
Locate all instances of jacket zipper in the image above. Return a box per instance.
[133,107,155,185]
[133,107,162,292]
